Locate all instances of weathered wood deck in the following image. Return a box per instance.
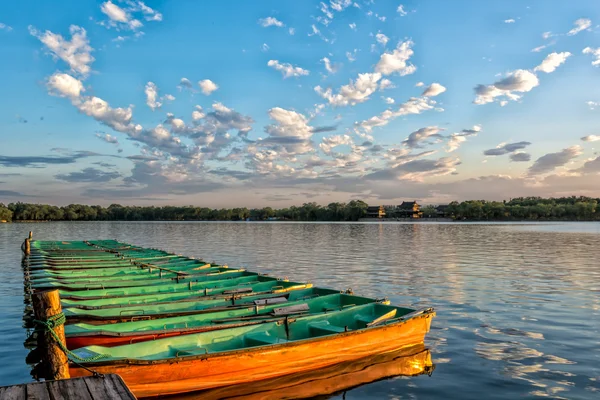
[0,375,136,400]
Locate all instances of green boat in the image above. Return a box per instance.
[31,268,246,290]
[27,260,214,280]
[58,273,271,299]
[65,292,377,348]
[28,264,218,284]
[63,281,317,322]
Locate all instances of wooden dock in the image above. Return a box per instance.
[0,375,136,400]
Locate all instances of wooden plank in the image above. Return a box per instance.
[272,303,310,316]
[0,385,26,400]
[25,382,50,400]
[103,375,136,400]
[45,378,93,400]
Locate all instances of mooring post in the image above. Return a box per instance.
[24,238,31,256]
[32,290,70,380]
[29,231,33,240]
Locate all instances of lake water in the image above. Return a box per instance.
[1,221,599,399]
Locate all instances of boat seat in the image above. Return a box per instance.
[308,322,346,336]
[354,315,373,326]
[244,333,286,346]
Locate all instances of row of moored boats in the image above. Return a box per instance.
[24,239,435,398]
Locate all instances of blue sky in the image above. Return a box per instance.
[1,0,600,207]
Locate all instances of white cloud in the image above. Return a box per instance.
[586,101,600,110]
[567,18,591,36]
[320,57,339,74]
[163,94,175,102]
[46,72,85,98]
[101,1,128,23]
[473,69,539,105]
[581,135,600,142]
[375,40,416,76]
[504,19,515,23]
[315,72,382,106]
[95,133,119,144]
[531,43,551,53]
[534,51,571,73]
[415,82,424,87]
[583,47,600,66]
[446,125,482,152]
[0,22,13,31]
[346,49,357,62]
[267,60,310,78]
[330,0,352,12]
[198,79,219,95]
[422,83,447,97]
[258,107,316,157]
[349,23,357,31]
[379,79,393,90]
[403,126,444,148]
[136,1,163,22]
[375,33,389,46]
[320,134,354,155]
[528,146,583,175]
[288,27,295,35]
[145,82,161,110]
[100,1,143,30]
[258,17,284,27]
[178,77,193,90]
[261,43,269,52]
[356,96,437,133]
[397,5,407,16]
[29,25,94,77]
[191,105,205,121]
[308,24,330,43]
[384,97,394,104]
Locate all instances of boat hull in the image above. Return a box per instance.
[70,312,433,398]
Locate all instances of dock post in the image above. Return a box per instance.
[29,231,33,240]
[24,238,31,256]
[32,290,70,380]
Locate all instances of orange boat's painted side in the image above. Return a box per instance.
[70,313,434,398]
[179,344,433,400]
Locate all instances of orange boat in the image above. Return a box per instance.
[174,343,434,400]
[69,304,435,398]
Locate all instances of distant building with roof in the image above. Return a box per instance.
[366,205,386,219]
[396,201,423,219]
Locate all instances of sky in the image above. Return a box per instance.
[1,0,600,207]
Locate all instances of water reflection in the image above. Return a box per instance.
[167,345,434,400]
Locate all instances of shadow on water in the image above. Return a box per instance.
[165,344,434,400]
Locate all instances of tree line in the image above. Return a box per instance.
[0,201,369,222]
[0,196,598,222]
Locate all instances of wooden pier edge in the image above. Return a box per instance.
[0,374,137,400]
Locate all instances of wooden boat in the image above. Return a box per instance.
[69,303,435,397]
[28,260,214,280]
[63,284,332,310]
[177,344,433,400]
[63,281,317,323]
[58,273,269,299]
[31,267,245,290]
[27,263,215,283]
[65,293,381,349]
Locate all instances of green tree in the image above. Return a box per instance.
[0,203,12,221]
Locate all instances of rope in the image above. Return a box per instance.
[33,312,109,363]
